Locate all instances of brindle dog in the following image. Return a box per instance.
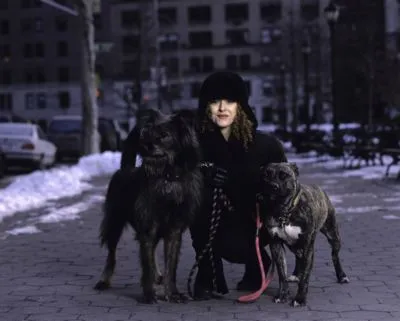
[258,162,349,307]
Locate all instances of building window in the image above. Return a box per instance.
[58,91,70,109]
[1,70,11,85]
[21,18,32,32]
[190,82,202,98]
[226,54,250,70]
[58,67,69,82]
[300,0,319,21]
[261,55,272,70]
[25,93,35,109]
[226,29,249,45]
[0,93,12,111]
[21,0,41,8]
[260,2,282,23]
[34,17,44,33]
[158,7,177,25]
[262,105,273,122]
[262,81,273,96]
[57,41,68,57]
[189,56,214,73]
[226,55,237,69]
[261,29,272,44]
[0,20,9,35]
[239,54,250,70]
[165,57,179,75]
[55,16,68,32]
[188,31,212,48]
[159,33,179,51]
[189,57,201,72]
[37,92,46,109]
[0,44,10,61]
[188,5,211,24]
[35,42,44,57]
[225,3,248,24]
[122,35,140,54]
[203,56,214,72]
[121,10,140,29]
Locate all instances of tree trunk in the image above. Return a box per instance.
[76,0,99,155]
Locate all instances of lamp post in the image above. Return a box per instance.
[324,0,340,136]
[279,63,287,134]
[301,33,311,134]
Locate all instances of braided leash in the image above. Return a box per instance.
[187,186,232,298]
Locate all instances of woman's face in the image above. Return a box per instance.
[208,99,238,129]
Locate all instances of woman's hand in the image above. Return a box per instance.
[200,163,229,188]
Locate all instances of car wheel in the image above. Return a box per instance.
[35,154,46,170]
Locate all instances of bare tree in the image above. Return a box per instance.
[73,0,99,155]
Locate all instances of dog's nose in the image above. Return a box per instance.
[271,184,279,192]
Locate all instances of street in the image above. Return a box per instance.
[1,156,400,321]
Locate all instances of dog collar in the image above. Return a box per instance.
[279,189,302,227]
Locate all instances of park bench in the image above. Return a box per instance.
[341,128,380,169]
[377,126,400,179]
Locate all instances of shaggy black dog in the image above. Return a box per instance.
[94,109,203,304]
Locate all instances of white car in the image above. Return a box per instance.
[0,123,57,170]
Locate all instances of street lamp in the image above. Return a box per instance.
[301,33,312,134]
[324,0,340,136]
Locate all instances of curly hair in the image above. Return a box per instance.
[201,104,254,150]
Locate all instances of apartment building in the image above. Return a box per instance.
[0,0,398,127]
[0,0,107,128]
[107,0,337,125]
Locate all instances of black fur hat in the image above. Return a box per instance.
[197,71,258,127]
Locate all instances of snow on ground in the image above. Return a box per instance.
[0,152,121,223]
[0,146,399,233]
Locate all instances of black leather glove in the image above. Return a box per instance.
[200,163,229,188]
[212,166,228,187]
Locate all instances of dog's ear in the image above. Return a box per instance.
[173,109,198,130]
[289,162,299,176]
[135,108,163,129]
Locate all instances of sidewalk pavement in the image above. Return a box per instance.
[1,159,400,321]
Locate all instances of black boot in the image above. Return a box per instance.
[236,248,271,291]
[193,255,228,299]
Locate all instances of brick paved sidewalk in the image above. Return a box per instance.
[1,162,400,321]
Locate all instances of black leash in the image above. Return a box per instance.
[187,184,232,298]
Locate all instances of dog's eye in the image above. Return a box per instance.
[278,171,289,180]
[159,131,170,140]
[264,170,273,178]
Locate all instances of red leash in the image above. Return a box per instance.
[237,202,274,303]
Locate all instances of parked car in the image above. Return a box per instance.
[0,113,28,123]
[47,115,125,160]
[0,123,57,170]
[98,117,127,151]
[47,115,84,160]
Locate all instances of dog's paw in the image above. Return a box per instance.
[273,293,289,304]
[290,296,307,307]
[94,280,110,291]
[138,293,158,304]
[162,292,188,303]
[338,275,350,284]
[287,275,299,283]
